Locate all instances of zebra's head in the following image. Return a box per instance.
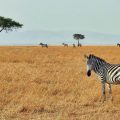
[84,54,106,77]
[84,54,95,77]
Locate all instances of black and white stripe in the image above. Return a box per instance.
[85,54,120,102]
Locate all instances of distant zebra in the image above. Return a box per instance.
[117,43,120,47]
[62,43,68,47]
[73,44,76,48]
[78,43,82,47]
[40,43,48,48]
[84,54,120,102]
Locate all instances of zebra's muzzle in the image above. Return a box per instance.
[87,70,91,77]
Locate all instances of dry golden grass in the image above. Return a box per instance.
[0,46,120,120]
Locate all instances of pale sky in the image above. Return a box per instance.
[0,0,120,45]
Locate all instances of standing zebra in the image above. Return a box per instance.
[84,54,120,102]
[117,43,120,47]
[78,43,82,47]
[40,43,48,48]
[73,44,76,48]
[62,43,68,47]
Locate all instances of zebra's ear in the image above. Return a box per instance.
[84,54,89,59]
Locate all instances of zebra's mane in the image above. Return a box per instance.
[89,54,106,63]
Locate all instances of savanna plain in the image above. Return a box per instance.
[0,46,120,120]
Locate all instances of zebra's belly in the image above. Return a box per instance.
[106,74,120,84]
[106,80,120,84]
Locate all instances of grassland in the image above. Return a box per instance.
[0,46,120,120]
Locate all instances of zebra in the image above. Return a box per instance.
[73,44,76,48]
[117,43,120,47]
[84,54,120,102]
[40,43,48,48]
[62,43,68,47]
[78,43,82,47]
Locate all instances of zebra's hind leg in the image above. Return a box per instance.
[101,82,106,103]
[108,84,113,101]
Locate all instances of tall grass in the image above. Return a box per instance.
[0,46,120,120]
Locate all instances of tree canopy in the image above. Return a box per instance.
[73,34,85,40]
[0,16,23,32]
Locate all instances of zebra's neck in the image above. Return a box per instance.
[92,58,109,75]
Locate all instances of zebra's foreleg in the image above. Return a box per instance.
[101,82,106,102]
[108,84,113,101]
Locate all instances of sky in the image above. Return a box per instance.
[0,0,120,45]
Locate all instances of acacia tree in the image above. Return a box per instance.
[73,34,85,47]
[0,16,23,33]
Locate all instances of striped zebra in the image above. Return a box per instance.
[40,43,48,48]
[62,43,68,47]
[84,54,120,102]
[117,43,120,47]
[73,44,76,48]
[78,43,82,47]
